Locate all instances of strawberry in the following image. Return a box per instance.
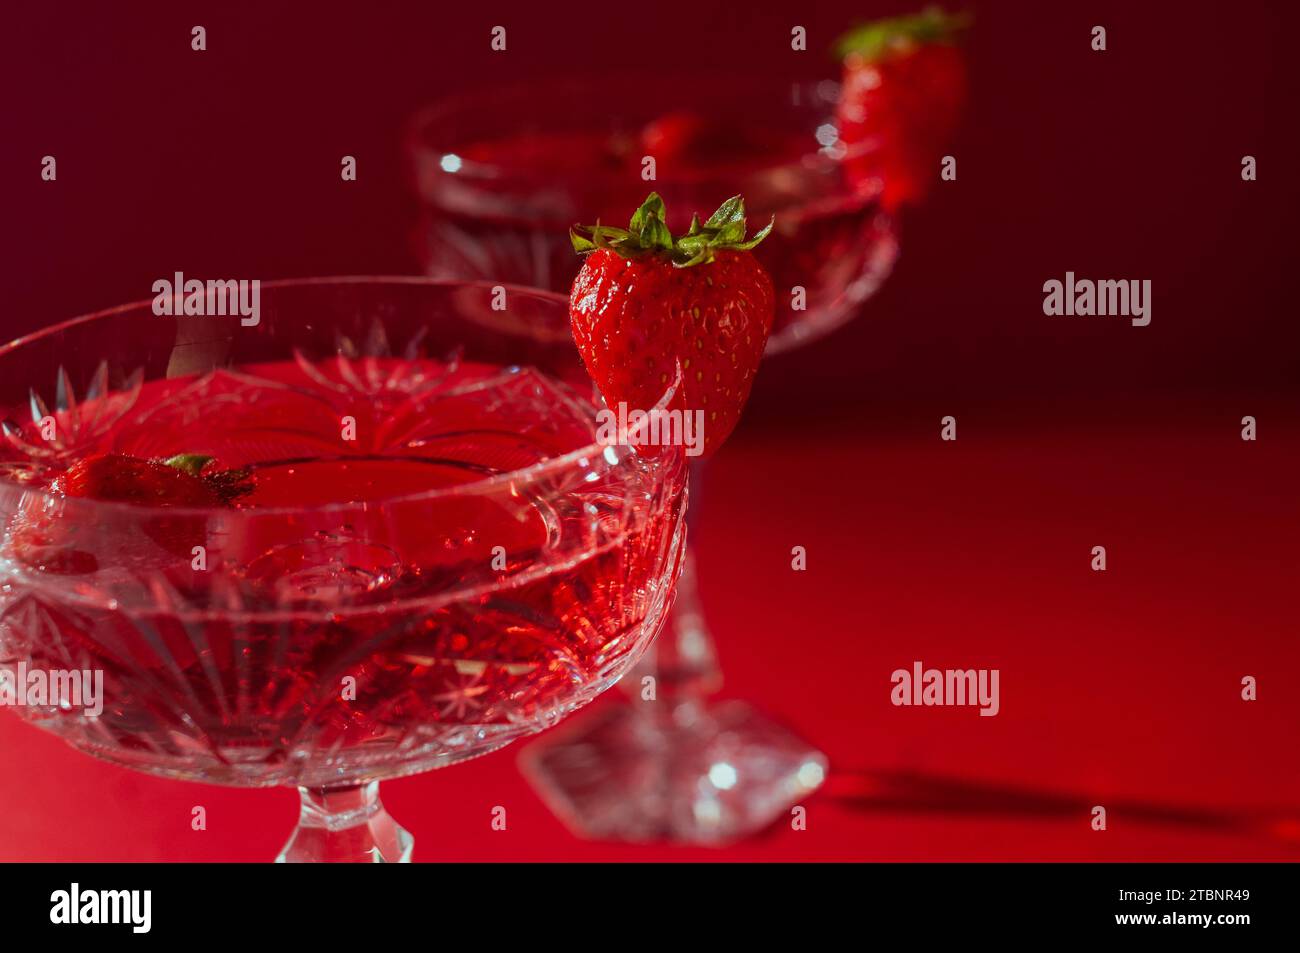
[639,111,715,164]
[16,453,255,566]
[834,6,969,210]
[638,111,792,172]
[568,192,775,458]
[53,453,225,506]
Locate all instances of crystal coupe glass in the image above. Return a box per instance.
[407,77,897,353]
[0,277,687,861]
[407,79,895,842]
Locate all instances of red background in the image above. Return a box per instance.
[1,1,1298,861]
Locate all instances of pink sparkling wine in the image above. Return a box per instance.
[0,354,685,786]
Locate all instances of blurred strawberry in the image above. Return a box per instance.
[834,6,969,209]
[639,111,791,172]
[568,192,775,458]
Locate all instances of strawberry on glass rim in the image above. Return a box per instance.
[834,6,970,210]
[568,192,776,459]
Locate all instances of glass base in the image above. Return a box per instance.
[276,781,414,863]
[522,699,827,845]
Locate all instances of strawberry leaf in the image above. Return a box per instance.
[704,195,745,229]
[629,192,667,234]
[640,214,674,251]
[570,223,631,254]
[732,216,775,250]
[834,6,970,63]
[571,192,774,268]
[715,218,746,244]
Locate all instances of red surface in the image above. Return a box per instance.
[3,411,1299,861]
[2,0,1299,860]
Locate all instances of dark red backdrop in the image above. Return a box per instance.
[1,1,1297,861]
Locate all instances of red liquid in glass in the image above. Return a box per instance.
[0,357,683,785]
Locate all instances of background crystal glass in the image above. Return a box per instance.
[406,77,899,352]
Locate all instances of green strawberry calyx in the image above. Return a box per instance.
[162,453,254,504]
[834,6,970,63]
[570,192,773,268]
[163,453,214,476]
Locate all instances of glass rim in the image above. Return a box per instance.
[0,275,686,518]
[404,75,882,192]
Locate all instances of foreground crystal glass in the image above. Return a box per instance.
[0,277,687,861]
[407,80,868,843]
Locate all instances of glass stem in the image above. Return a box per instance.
[276,781,413,863]
[631,460,722,713]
